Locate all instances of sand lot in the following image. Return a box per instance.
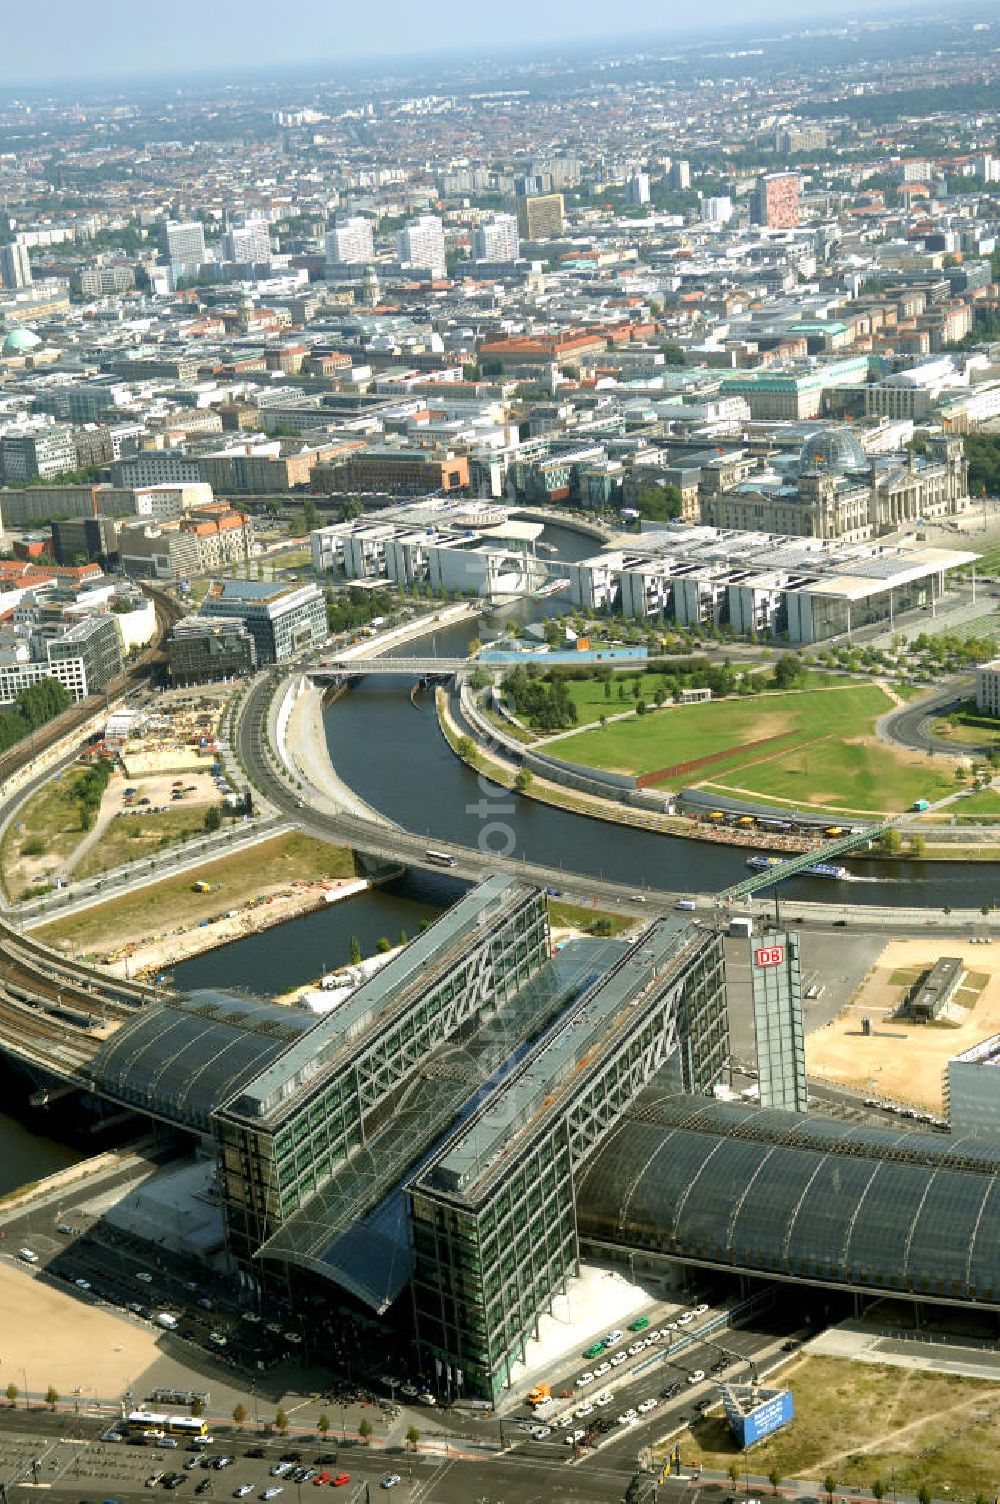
[806,937,1000,1110]
[0,1260,160,1401]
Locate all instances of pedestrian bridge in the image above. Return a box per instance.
[308,657,471,678]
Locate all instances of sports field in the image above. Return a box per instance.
[548,683,956,814]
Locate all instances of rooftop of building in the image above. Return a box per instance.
[221,875,539,1126]
[414,916,702,1206]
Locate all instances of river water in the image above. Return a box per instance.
[0,1068,83,1197]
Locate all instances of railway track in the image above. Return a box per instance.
[0,586,185,1078]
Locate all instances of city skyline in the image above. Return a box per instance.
[2,0,951,85]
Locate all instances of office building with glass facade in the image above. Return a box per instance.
[409,918,728,1400]
[213,878,551,1275]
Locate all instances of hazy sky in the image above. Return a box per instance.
[2,0,909,85]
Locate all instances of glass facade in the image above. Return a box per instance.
[751,932,807,1112]
[410,925,729,1399]
[214,881,550,1267]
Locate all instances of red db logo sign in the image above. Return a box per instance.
[754,945,785,969]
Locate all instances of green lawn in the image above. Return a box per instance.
[552,668,859,731]
[544,682,961,815]
[555,684,889,776]
[929,699,1000,748]
[706,735,956,814]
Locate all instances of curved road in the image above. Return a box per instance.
[878,676,989,758]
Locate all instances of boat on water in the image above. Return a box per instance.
[746,854,847,880]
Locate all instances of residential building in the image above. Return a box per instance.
[325,215,375,267]
[0,240,32,291]
[471,214,520,263]
[751,171,801,229]
[396,216,446,278]
[224,216,272,263]
[75,263,135,298]
[1,427,78,484]
[161,219,207,272]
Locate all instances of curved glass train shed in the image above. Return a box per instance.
[576,1094,1000,1307]
[90,993,314,1133]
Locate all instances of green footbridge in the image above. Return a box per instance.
[718,821,896,902]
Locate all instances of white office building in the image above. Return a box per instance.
[162,220,206,273]
[976,659,1000,717]
[472,214,520,263]
[325,216,375,267]
[396,216,446,279]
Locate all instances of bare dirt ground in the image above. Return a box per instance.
[0,1260,160,1402]
[805,937,1000,1109]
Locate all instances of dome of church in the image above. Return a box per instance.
[1,327,42,356]
[798,426,867,476]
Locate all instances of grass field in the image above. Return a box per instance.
[548,900,632,936]
[74,809,213,881]
[929,699,1000,749]
[541,682,964,815]
[0,769,94,899]
[668,1356,999,1496]
[551,669,857,732]
[34,833,356,956]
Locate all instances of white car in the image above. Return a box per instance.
[235,1488,254,1498]
[576,1371,595,1386]
[687,1369,706,1384]
[269,1465,291,1478]
[75,1278,92,1291]
[637,1398,658,1414]
[616,1410,638,1426]
[380,1479,401,1491]
[530,1426,551,1441]
[563,1429,585,1446]
[693,1303,710,1316]
[610,1352,627,1367]
[676,1312,694,1326]
[575,1404,594,1419]
[594,1361,611,1376]
[595,1391,613,1407]
[261,1491,283,1501]
[627,1343,643,1357]
[603,1329,624,1347]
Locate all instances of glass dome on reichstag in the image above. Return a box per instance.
[798,425,868,476]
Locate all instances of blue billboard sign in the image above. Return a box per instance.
[735,1388,794,1448]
